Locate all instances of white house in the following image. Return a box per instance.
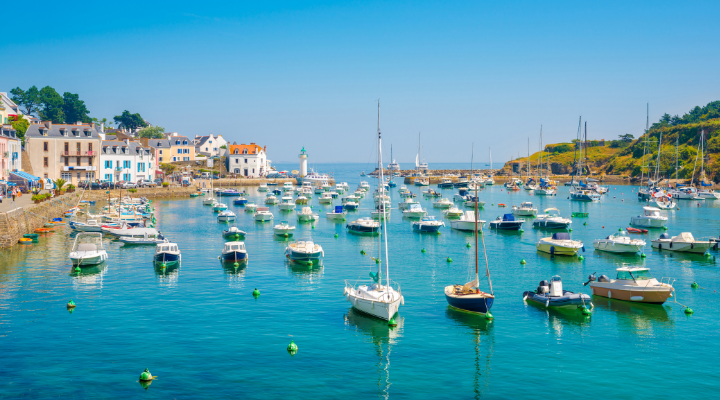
[226,143,270,178]
[194,133,227,157]
[99,140,156,182]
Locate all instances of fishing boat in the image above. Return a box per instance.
[326,205,348,221]
[412,216,444,233]
[272,188,282,196]
[254,207,274,222]
[442,206,464,218]
[536,232,584,256]
[244,203,257,212]
[223,226,247,239]
[523,276,592,310]
[585,268,674,304]
[119,231,167,245]
[359,181,371,191]
[318,192,334,204]
[414,177,429,187]
[283,182,294,192]
[278,196,296,211]
[68,233,108,266]
[341,195,360,205]
[221,241,248,263]
[258,183,268,192]
[273,221,296,237]
[345,103,404,321]
[297,206,319,222]
[217,210,236,222]
[630,206,667,228]
[532,208,571,229]
[347,217,380,234]
[154,242,181,265]
[343,200,359,210]
[69,219,104,232]
[489,214,524,230]
[285,240,324,264]
[512,201,537,217]
[450,211,486,231]
[438,177,454,189]
[651,232,713,254]
[212,203,228,213]
[101,226,159,237]
[463,196,485,209]
[265,195,279,205]
[295,195,309,205]
[433,198,453,209]
[593,230,645,253]
[402,203,427,218]
[328,191,339,199]
[398,197,419,210]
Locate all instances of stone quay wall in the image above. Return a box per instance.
[0,194,80,248]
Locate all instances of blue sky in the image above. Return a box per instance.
[2,0,718,164]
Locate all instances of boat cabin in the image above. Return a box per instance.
[156,243,178,253]
[552,232,571,241]
[224,242,246,252]
[615,267,653,281]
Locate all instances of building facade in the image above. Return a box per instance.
[0,125,22,180]
[0,92,21,125]
[25,121,102,184]
[168,135,195,162]
[194,134,227,157]
[99,140,156,182]
[226,143,269,178]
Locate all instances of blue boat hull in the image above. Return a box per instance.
[490,222,523,230]
[233,199,248,205]
[222,251,247,263]
[413,224,442,233]
[154,253,181,263]
[445,294,494,314]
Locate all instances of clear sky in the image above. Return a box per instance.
[2,0,718,165]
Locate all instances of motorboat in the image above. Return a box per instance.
[432,198,453,209]
[244,203,257,212]
[69,219,104,232]
[570,186,601,202]
[203,197,217,206]
[532,208,571,229]
[285,240,324,264]
[295,195,309,205]
[318,192,334,204]
[217,188,240,197]
[630,206,668,228]
[278,196,296,211]
[438,177,454,189]
[119,231,168,245]
[343,201,359,211]
[449,211,486,231]
[254,207,274,222]
[585,268,674,304]
[212,203,228,213]
[534,185,556,196]
[222,226,247,239]
[671,187,703,200]
[273,221,296,237]
[453,192,468,202]
[512,201,538,217]
[314,185,325,194]
[453,177,469,188]
[442,206,464,218]
[593,230,645,253]
[412,216,445,233]
[489,214,524,230]
[68,233,108,266]
[403,203,427,218]
[523,276,592,310]
[217,210,236,222]
[221,241,248,263]
[359,181,371,190]
[371,204,391,220]
[265,195,279,205]
[463,196,485,208]
[347,217,380,235]
[651,232,713,254]
[282,182,294,192]
[536,232,584,256]
[154,242,181,265]
[101,226,159,238]
[328,191,340,199]
[233,197,248,206]
[423,188,441,198]
[651,192,677,210]
[398,197,419,210]
[258,183,268,192]
[414,177,429,186]
[697,189,720,200]
[326,205,348,221]
[297,206,319,223]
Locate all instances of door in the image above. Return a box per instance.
[244,169,248,177]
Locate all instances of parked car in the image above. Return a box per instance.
[89,181,101,190]
[100,181,117,189]
[117,181,136,189]
[77,181,90,189]
[136,179,157,188]
[154,178,164,185]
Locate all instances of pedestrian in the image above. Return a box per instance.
[11,189,16,203]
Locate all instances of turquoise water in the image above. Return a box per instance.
[2,163,719,399]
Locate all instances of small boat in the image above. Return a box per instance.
[626,227,648,234]
[223,226,247,239]
[265,195,279,205]
[203,197,217,206]
[318,192,334,204]
[398,197,419,210]
[523,276,592,310]
[69,219,104,232]
[593,230,645,253]
[326,205,348,221]
[438,177,454,189]
[295,195,309,205]
[630,206,668,228]
[532,208,571,229]
[297,206,319,222]
[285,240,324,264]
[278,196,296,211]
[272,188,282,196]
[414,178,429,186]
[154,242,181,265]
[101,226,159,237]
[489,214,524,230]
[433,198,453,209]
[343,201,359,210]
[254,207,274,222]
[449,211,486,231]
[282,182,294,192]
[536,232,584,256]
[671,187,702,200]
[267,182,278,186]
[412,216,445,233]
[463,196,485,209]
[651,232,713,254]
[258,183,268,192]
[570,186,601,202]
[403,203,427,218]
[371,204,391,220]
[68,232,108,266]
[497,203,507,208]
[244,203,257,212]
[697,189,720,200]
[360,181,371,190]
[424,188,441,198]
[512,201,538,217]
[221,241,248,263]
[585,267,674,304]
[274,221,296,237]
[347,218,380,235]
[217,210,237,222]
[217,188,240,197]
[212,203,228,213]
[233,197,248,206]
[190,193,200,197]
[119,232,168,245]
[442,206,464,218]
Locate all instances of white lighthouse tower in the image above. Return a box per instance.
[299,147,308,177]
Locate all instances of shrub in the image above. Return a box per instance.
[128,188,138,193]
[162,182,169,187]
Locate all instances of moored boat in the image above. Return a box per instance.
[536,232,584,256]
[285,240,324,264]
[585,267,674,304]
[221,241,248,263]
[68,232,108,266]
[154,242,181,265]
[523,276,592,310]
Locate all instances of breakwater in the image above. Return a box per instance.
[0,194,80,248]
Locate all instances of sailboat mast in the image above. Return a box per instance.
[378,102,390,287]
[675,136,679,182]
[473,144,479,294]
[701,129,705,184]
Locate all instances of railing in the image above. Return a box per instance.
[62,151,96,156]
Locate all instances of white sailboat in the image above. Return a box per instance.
[345,102,404,321]
[416,132,428,172]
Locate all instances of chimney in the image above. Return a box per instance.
[43,121,52,129]
[76,121,82,125]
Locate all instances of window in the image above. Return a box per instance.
[43,142,48,151]
[160,157,163,162]
[44,173,48,179]
[64,142,69,152]
[177,149,182,154]
[183,157,189,161]
[88,143,93,152]
[76,143,81,152]
[124,160,131,169]
[159,150,163,155]
[183,148,189,154]
[245,158,248,164]
[235,158,238,164]
[76,157,81,166]
[64,157,69,167]
[175,140,180,145]
[183,141,187,145]
[85,172,93,180]
[105,160,111,168]
[205,147,208,151]
[44,157,49,167]
[77,172,81,180]
[62,173,71,180]
[173,157,176,161]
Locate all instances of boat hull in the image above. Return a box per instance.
[533,220,570,229]
[154,252,181,263]
[445,292,494,314]
[630,216,667,228]
[70,253,107,266]
[489,221,523,230]
[652,241,712,254]
[589,285,672,304]
[536,242,581,256]
[412,223,443,233]
[523,291,591,309]
[449,220,485,231]
[593,241,643,253]
[286,250,323,262]
[221,251,248,263]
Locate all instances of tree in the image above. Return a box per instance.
[220,145,227,149]
[113,110,147,131]
[38,86,65,123]
[53,178,67,190]
[619,134,634,142]
[92,117,112,128]
[62,92,91,124]
[10,116,29,144]
[136,125,166,139]
[159,163,176,176]
[9,86,41,116]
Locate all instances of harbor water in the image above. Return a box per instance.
[1,163,719,399]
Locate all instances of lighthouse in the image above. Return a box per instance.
[299,147,308,177]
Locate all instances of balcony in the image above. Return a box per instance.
[62,151,96,156]
[62,166,97,171]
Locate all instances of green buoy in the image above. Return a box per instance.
[421,248,426,253]
[466,243,471,248]
[234,262,239,267]
[67,299,76,309]
[520,259,526,265]
[568,228,573,232]
[74,266,81,272]
[691,282,700,289]
[388,318,397,327]
[618,228,622,232]
[684,307,694,315]
[583,222,587,226]
[484,311,493,320]
[335,233,339,238]
[447,257,452,263]
[578,255,584,260]
[581,307,592,316]
[375,258,380,264]
[663,226,668,230]
[139,368,153,382]
[519,229,524,233]
[287,340,298,354]
[360,250,366,255]
[641,253,646,258]
[253,288,260,297]
[312,225,315,229]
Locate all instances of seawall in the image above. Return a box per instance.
[0,194,80,248]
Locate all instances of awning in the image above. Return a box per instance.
[9,171,41,182]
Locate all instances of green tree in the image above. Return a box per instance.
[53,178,67,190]
[92,117,112,128]
[136,125,165,139]
[38,86,65,123]
[159,163,176,176]
[10,116,30,144]
[113,110,147,130]
[9,86,41,116]
[619,134,634,142]
[62,92,91,123]
[220,145,227,149]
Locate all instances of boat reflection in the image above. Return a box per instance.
[286,259,323,277]
[221,260,248,277]
[344,309,403,400]
[591,250,646,265]
[592,296,673,334]
[70,263,107,289]
[445,307,494,400]
[154,261,180,283]
[523,299,592,327]
[535,251,585,265]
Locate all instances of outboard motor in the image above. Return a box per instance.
[459,188,468,196]
[659,233,670,240]
[583,273,597,286]
[537,280,550,294]
[550,276,563,297]
[598,275,610,283]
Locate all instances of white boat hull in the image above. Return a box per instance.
[346,289,401,321]
[449,220,486,231]
[69,252,108,266]
[652,241,712,254]
[278,204,296,211]
[593,241,643,253]
[630,216,666,228]
[255,214,274,221]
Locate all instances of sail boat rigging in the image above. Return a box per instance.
[569,117,600,201]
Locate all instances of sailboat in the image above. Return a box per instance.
[345,102,404,322]
[444,146,495,318]
[696,129,720,199]
[387,145,398,187]
[535,126,556,195]
[416,132,428,173]
[203,162,217,206]
[524,138,537,190]
[569,118,600,202]
[485,148,495,185]
[637,104,655,201]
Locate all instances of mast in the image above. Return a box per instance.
[675,136,679,182]
[701,128,705,184]
[571,116,581,185]
[641,104,649,189]
[378,101,390,288]
[527,138,530,182]
[473,143,479,294]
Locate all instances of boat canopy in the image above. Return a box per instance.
[544,208,559,213]
[701,181,712,187]
[672,232,695,242]
[502,214,515,221]
[552,232,571,240]
[334,205,343,213]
